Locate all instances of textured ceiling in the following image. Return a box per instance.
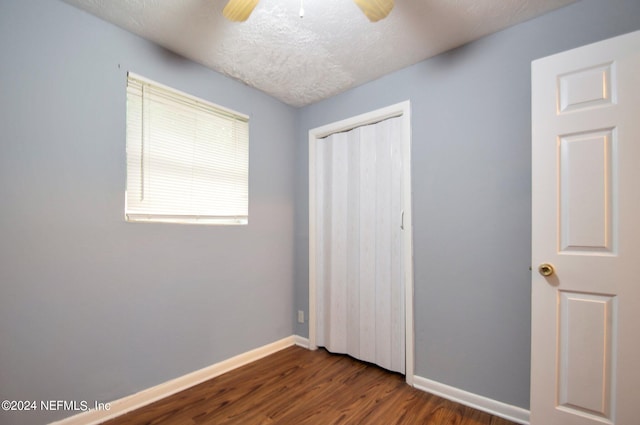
[61,0,576,107]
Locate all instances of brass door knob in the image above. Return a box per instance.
[538,263,555,277]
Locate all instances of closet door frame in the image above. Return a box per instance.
[308,101,414,385]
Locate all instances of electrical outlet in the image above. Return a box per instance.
[297,310,305,323]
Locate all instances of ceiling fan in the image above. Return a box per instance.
[223,0,394,22]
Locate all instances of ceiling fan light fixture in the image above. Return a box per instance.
[222,0,394,23]
[353,0,395,22]
[222,0,259,22]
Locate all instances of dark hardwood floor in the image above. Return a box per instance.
[104,345,519,425]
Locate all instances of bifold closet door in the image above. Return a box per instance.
[315,116,405,374]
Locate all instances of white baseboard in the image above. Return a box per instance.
[412,375,530,425]
[51,335,302,425]
[293,335,310,348]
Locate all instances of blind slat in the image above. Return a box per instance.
[125,73,249,224]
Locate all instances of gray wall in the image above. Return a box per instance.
[0,1,297,424]
[293,0,640,410]
[2,0,640,424]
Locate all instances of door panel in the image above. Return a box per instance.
[558,63,614,113]
[559,129,614,253]
[531,30,640,425]
[558,291,616,419]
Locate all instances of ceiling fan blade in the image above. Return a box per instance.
[353,0,394,22]
[223,0,259,22]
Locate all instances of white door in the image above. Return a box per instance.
[315,116,405,374]
[531,31,640,425]
[308,102,414,381]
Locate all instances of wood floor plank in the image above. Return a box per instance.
[103,346,521,425]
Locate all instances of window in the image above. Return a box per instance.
[125,73,249,225]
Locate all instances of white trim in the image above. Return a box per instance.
[51,336,300,425]
[293,335,310,348]
[308,102,409,139]
[308,101,414,384]
[412,375,531,425]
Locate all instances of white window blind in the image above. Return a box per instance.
[125,73,249,225]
